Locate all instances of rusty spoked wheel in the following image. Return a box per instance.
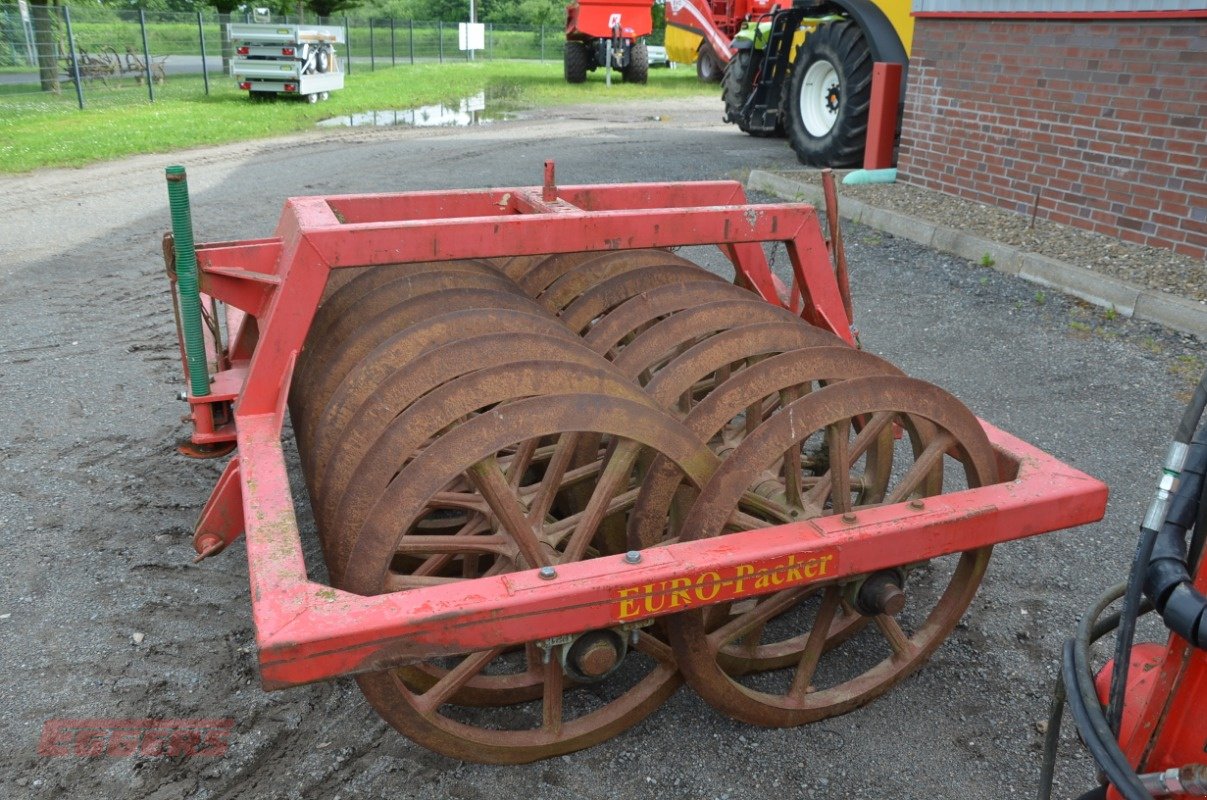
[307,308,578,506]
[582,280,789,356]
[295,292,564,486]
[290,263,518,456]
[662,375,999,727]
[629,347,904,675]
[339,393,717,763]
[511,249,685,300]
[313,336,615,560]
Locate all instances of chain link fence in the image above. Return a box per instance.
[0,4,583,110]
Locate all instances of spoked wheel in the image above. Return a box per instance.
[662,375,999,726]
[290,261,513,453]
[308,309,579,504]
[296,292,564,483]
[338,393,718,763]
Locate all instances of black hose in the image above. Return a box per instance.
[1063,639,1150,800]
[1144,425,1207,648]
[1107,527,1155,735]
[1037,667,1067,800]
[1174,366,1207,445]
[1108,366,1207,738]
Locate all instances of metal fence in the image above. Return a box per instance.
[0,4,581,110]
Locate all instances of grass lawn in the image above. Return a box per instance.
[0,61,718,173]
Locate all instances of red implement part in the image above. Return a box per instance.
[864,62,902,171]
[663,0,740,64]
[566,0,652,39]
[1105,563,1207,800]
[175,169,1107,693]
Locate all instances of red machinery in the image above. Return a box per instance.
[563,0,653,83]
[1039,376,1207,799]
[164,163,1108,764]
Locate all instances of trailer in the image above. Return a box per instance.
[228,22,344,103]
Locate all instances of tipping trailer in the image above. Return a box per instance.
[563,0,653,83]
[229,23,344,102]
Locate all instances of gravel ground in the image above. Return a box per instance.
[1,101,1204,800]
[773,169,1206,303]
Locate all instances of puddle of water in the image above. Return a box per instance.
[317,91,518,128]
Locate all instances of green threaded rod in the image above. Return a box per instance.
[165,165,211,398]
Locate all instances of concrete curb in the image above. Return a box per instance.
[748,169,1207,339]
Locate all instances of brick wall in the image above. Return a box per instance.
[897,18,1206,260]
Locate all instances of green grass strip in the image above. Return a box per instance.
[0,62,717,173]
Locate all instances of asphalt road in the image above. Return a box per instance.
[0,99,1202,800]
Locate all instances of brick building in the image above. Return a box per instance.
[898,1,1206,260]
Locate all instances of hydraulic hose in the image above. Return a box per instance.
[1107,365,1207,736]
[1040,367,1207,800]
[1143,421,1207,648]
[165,165,211,398]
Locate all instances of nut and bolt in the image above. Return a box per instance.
[909,499,925,510]
[841,512,857,523]
[623,550,641,564]
[538,566,558,580]
[176,390,188,401]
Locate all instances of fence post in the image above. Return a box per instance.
[465,22,470,62]
[369,19,375,70]
[139,9,155,102]
[197,11,210,95]
[438,21,444,63]
[540,24,544,63]
[344,16,351,75]
[390,18,396,66]
[409,20,414,65]
[62,7,84,110]
[487,23,492,60]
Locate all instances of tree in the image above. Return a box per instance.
[209,0,240,71]
[29,0,58,94]
[307,0,362,19]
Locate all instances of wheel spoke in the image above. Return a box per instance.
[706,587,807,650]
[409,516,493,577]
[383,573,463,591]
[467,456,549,568]
[562,440,641,562]
[544,487,640,542]
[525,433,581,525]
[875,614,916,659]
[634,630,675,666]
[788,586,842,698]
[827,418,852,513]
[394,533,511,557]
[430,491,491,514]
[504,439,539,488]
[541,655,564,735]
[413,647,505,713]
[884,431,955,505]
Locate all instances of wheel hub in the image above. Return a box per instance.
[563,630,628,682]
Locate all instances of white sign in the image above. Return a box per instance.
[458,22,485,51]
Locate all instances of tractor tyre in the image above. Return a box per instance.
[696,42,721,83]
[721,50,782,138]
[564,40,589,84]
[622,41,648,84]
[785,18,873,167]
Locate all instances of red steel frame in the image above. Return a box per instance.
[175,167,1109,690]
